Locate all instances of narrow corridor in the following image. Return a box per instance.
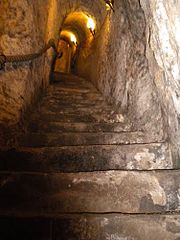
[4,73,172,172]
[1,0,180,237]
[0,74,179,239]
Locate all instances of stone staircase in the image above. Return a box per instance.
[0,73,179,239]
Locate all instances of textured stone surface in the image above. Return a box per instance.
[0,215,180,240]
[0,0,50,126]
[1,0,180,158]
[140,0,180,163]
[76,0,165,143]
[1,75,173,174]
[29,121,132,133]
[19,131,156,147]
[54,214,180,240]
[0,170,180,215]
[0,143,173,172]
[0,0,106,127]
[0,2,180,239]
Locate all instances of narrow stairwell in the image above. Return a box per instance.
[0,73,179,239]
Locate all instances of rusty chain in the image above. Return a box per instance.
[0,39,58,70]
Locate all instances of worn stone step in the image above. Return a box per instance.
[18,131,156,147]
[49,85,95,94]
[0,170,179,215]
[43,90,104,99]
[41,98,105,107]
[46,86,99,93]
[44,92,103,100]
[53,214,180,240]
[31,112,126,124]
[0,143,173,172]
[0,214,180,240]
[37,106,116,119]
[47,84,96,93]
[38,103,114,114]
[40,101,106,113]
[31,112,99,123]
[42,91,104,99]
[28,121,132,133]
[36,99,121,116]
[53,72,94,86]
[40,98,108,109]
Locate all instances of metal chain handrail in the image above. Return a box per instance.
[0,39,58,70]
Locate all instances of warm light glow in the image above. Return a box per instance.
[70,33,77,44]
[87,18,95,31]
[104,0,115,12]
[106,3,111,10]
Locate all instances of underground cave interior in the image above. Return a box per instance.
[54,12,96,74]
[0,0,180,164]
[0,1,180,239]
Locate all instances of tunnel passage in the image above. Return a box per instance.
[49,0,165,147]
[0,0,180,159]
[54,11,97,75]
[0,1,180,239]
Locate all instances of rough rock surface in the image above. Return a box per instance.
[0,73,179,239]
[0,170,180,215]
[76,0,165,142]
[140,0,180,162]
[0,215,180,240]
[0,0,50,126]
[0,0,105,126]
[0,1,180,238]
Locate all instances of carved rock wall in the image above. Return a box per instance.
[0,0,50,126]
[1,0,180,159]
[0,0,105,127]
[140,0,180,161]
[76,0,165,141]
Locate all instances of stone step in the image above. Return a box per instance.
[41,98,105,107]
[46,85,98,92]
[0,214,179,240]
[18,131,158,147]
[0,143,173,172]
[49,84,95,93]
[0,170,179,215]
[28,121,132,133]
[43,93,103,101]
[43,91,104,99]
[28,109,129,125]
[47,85,96,93]
[53,72,93,86]
[31,112,100,123]
[31,112,125,124]
[37,103,114,114]
[44,88,104,96]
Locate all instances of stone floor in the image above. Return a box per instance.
[0,73,179,239]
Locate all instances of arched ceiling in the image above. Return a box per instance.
[58,0,107,27]
[54,0,108,46]
[60,11,97,44]
[46,0,108,44]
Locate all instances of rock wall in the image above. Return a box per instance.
[140,0,180,162]
[1,0,180,158]
[76,0,165,141]
[0,0,105,129]
[0,0,50,128]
